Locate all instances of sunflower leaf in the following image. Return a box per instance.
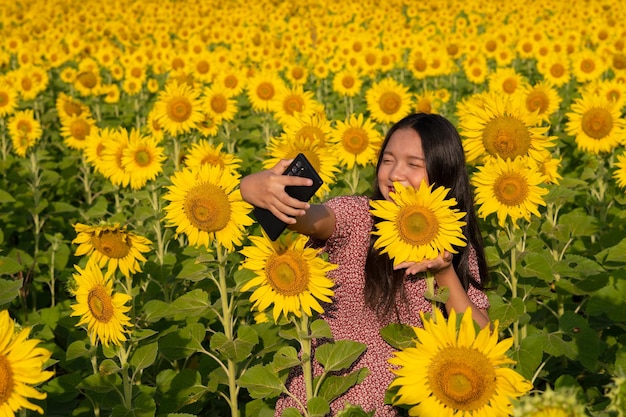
[315,340,367,372]
[310,319,332,339]
[0,277,22,305]
[307,396,330,417]
[316,367,370,403]
[130,342,158,371]
[379,323,416,350]
[238,364,285,399]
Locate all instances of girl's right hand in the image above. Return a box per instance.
[240,159,313,224]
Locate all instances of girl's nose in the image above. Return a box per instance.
[390,167,404,181]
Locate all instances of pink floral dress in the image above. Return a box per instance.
[274,196,489,416]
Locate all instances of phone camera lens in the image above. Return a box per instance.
[291,166,298,174]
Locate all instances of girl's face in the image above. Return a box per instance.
[377,127,429,201]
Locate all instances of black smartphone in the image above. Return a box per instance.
[253,153,323,241]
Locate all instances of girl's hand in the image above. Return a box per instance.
[240,159,313,224]
[394,251,453,277]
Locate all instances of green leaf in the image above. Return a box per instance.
[0,278,21,305]
[316,367,370,403]
[66,340,90,361]
[0,189,15,203]
[176,258,209,282]
[310,319,332,339]
[599,237,626,264]
[0,257,23,275]
[513,333,544,380]
[315,340,367,372]
[111,393,156,417]
[535,328,578,360]
[142,299,170,322]
[487,297,528,330]
[560,311,599,370]
[210,324,259,361]
[307,396,330,417]
[380,323,416,350]
[272,346,301,372]
[282,408,303,417]
[558,209,598,237]
[518,251,555,283]
[130,342,158,371]
[238,364,284,399]
[169,289,210,320]
[159,323,206,360]
[98,358,122,376]
[78,373,119,393]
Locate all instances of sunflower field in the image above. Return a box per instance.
[1,0,626,416]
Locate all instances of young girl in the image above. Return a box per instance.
[240,113,490,416]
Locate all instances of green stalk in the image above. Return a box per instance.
[299,313,314,402]
[217,246,239,417]
[425,271,437,322]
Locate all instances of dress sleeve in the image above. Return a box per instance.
[467,245,490,310]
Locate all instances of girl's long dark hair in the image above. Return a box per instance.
[364,113,489,319]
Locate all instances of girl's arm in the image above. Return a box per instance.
[240,159,335,240]
[395,253,490,328]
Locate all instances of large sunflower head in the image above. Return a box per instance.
[365,77,413,125]
[370,182,467,267]
[239,232,337,322]
[388,307,533,416]
[152,81,204,137]
[472,156,548,228]
[457,92,556,165]
[121,130,166,191]
[183,140,242,174]
[0,310,53,416]
[329,113,382,169]
[72,222,152,278]
[69,260,133,347]
[564,93,626,154]
[162,164,254,252]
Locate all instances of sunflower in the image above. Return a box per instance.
[605,372,626,417]
[488,67,528,96]
[282,112,332,147]
[60,113,96,150]
[246,70,286,112]
[0,310,53,416]
[388,308,532,417]
[329,113,382,169]
[365,77,413,125]
[8,110,42,157]
[239,232,336,322]
[613,153,626,189]
[332,68,364,97]
[414,90,443,115]
[472,156,548,228]
[69,260,133,347]
[457,92,556,164]
[370,182,467,267]
[55,92,89,121]
[0,81,19,117]
[537,54,571,87]
[72,222,152,278]
[121,131,165,190]
[570,49,608,84]
[102,83,121,104]
[184,140,242,174]
[162,164,254,252]
[100,127,132,187]
[518,81,561,122]
[269,84,319,125]
[83,126,112,175]
[565,93,626,154]
[513,386,587,417]
[202,84,238,122]
[152,81,204,137]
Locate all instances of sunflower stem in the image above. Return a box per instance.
[217,246,239,417]
[298,312,315,407]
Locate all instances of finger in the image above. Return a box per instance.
[271,158,294,174]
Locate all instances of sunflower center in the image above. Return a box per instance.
[502,78,517,94]
[550,63,565,78]
[0,92,8,107]
[482,116,532,159]
[196,60,210,75]
[493,172,529,206]
[283,95,304,114]
[526,91,549,114]
[580,58,595,74]
[91,230,132,259]
[266,251,309,296]
[77,71,98,89]
[166,97,193,122]
[134,149,151,167]
[183,183,231,232]
[71,119,91,140]
[412,57,427,72]
[379,91,402,115]
[224,75,239,89]
[428,347,497,411]
[201,155,225,168]
[256,82,275,101]
[210,95,227,114]
[21,77,33,91]
[64,101,84,117]
[17,120,33,134]
[342,127,369,154]
[0,354,14,405]
[87,285,115,322]
[530,407,569,417]
[397,206,439,246]
[342,76,355,89]
[581,107,613,139]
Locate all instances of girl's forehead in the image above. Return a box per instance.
[384,129,424,155]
